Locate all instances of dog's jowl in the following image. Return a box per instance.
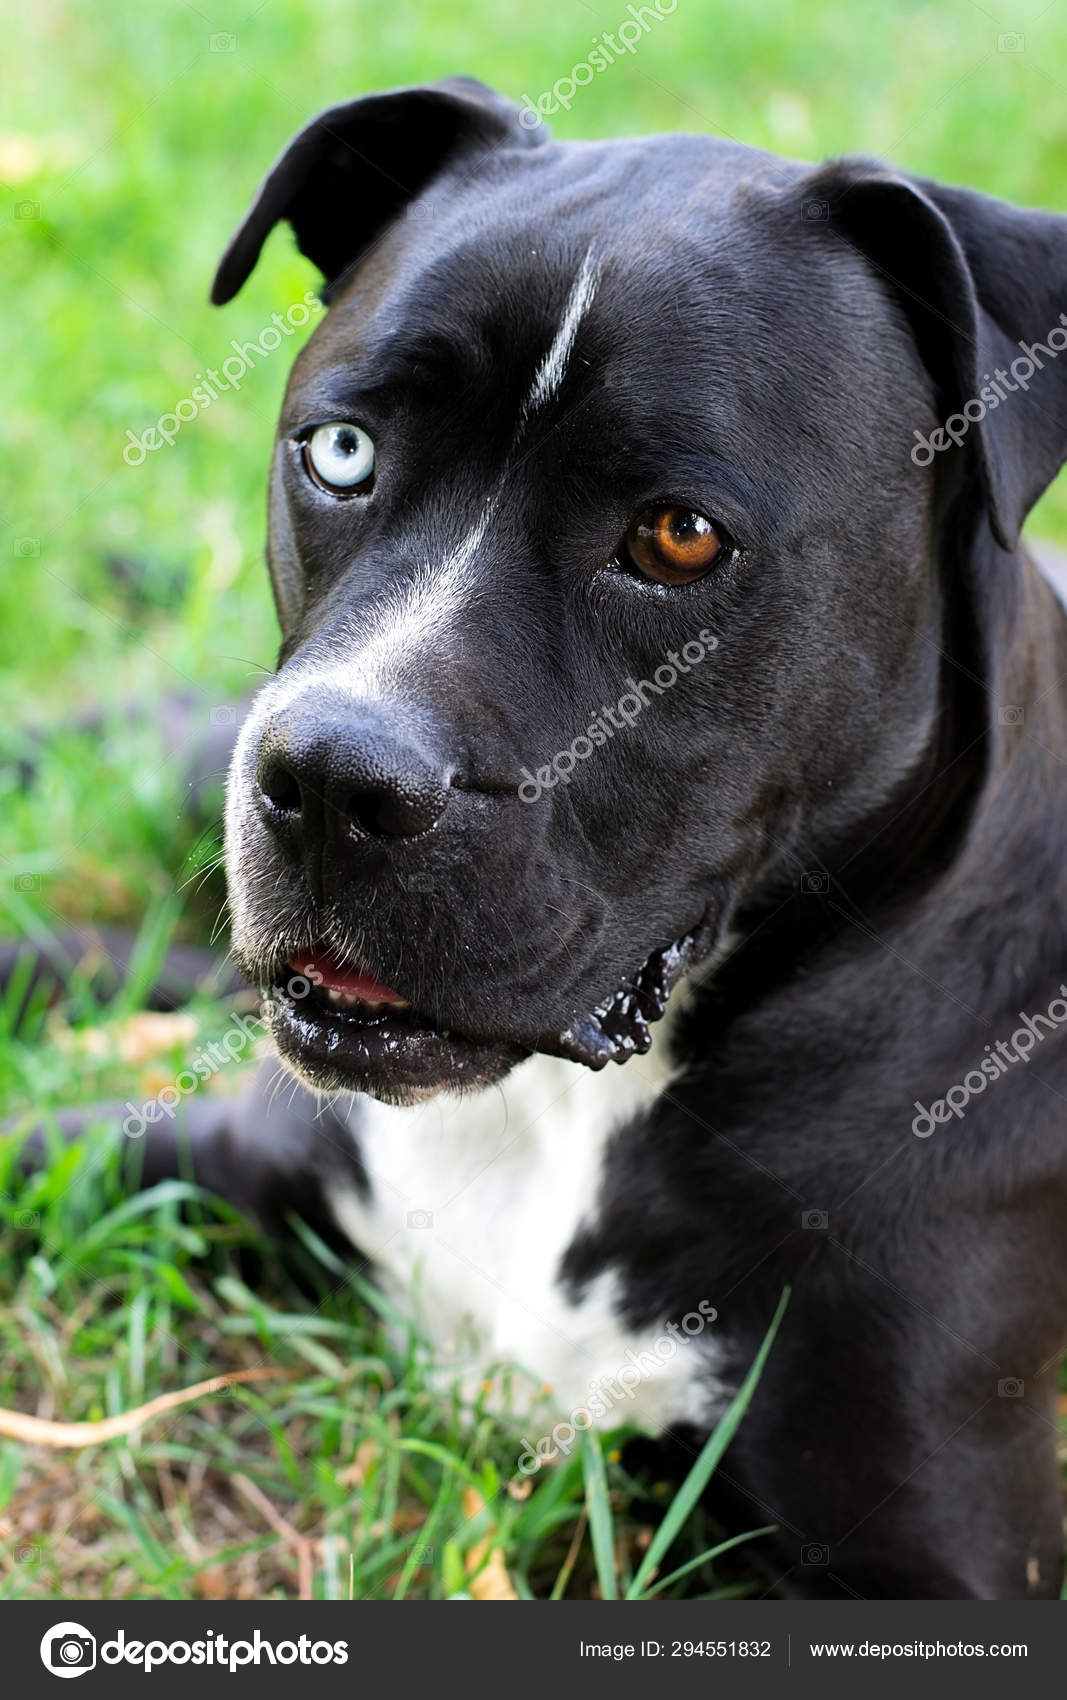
[94,78,1067,1597]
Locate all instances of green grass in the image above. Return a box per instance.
[2,0,1067,1600]
[0,1086,784,1599]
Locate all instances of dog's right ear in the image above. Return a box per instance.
[211,77,545,306]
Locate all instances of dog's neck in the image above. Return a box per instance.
[673,534,1067,1082]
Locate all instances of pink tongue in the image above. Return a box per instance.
[292,953,407,1005]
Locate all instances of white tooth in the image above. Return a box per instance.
[393,998,411,1011]
[326,988,344,1006]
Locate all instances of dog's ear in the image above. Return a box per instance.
[803,161,1067,549]
[211,77,544,307]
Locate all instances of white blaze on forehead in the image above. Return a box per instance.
[524,248,601,417]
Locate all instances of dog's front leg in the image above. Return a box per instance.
[706,1269,1066,1600]
[11,1059,366,1250]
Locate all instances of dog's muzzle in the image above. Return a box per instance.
[229,685,717,1100]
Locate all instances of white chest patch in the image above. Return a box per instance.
[330,1022,727,1435]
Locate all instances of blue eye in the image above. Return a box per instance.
[304,422,375,493]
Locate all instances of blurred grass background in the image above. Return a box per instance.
[1,0,1066,1600]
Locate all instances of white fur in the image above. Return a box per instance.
[224,504,496,953]
[330,1017,727,1432]
[524,249,601,416]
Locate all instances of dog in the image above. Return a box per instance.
[21,74,1067,1600]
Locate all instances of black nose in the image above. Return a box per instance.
[255,695,451,845]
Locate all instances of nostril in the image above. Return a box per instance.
[254,700,452,845]
[258,755,303,815]
[347,784,447,838]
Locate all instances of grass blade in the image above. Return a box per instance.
[581,1429,618,1600]
[627,1286,790,1599]
[636,1525,777,1598]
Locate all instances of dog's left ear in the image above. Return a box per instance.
[211,77,544,307]
[803,162,1067,549]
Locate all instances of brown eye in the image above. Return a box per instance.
[624,505,725,585]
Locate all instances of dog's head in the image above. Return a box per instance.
[217,76,1067,1103]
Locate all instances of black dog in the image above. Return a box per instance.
[27,76,1067,1599]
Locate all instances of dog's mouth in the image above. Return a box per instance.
[545,926,712,1068]
[262,917,716,1099]
[266,951,524,1099]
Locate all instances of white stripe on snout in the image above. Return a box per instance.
[444,504,492,575]
[246,505,495,730]
[524,249,601,417]
[224,500,499,950]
